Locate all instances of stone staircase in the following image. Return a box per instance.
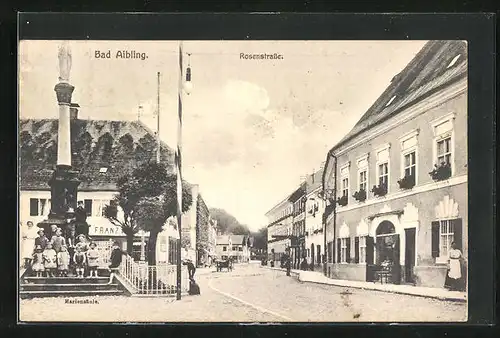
[20,270,125,299]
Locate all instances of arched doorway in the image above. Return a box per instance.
[375,220,401,284]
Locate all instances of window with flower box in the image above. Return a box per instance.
[399,130,419,188]
[431,113,455,180]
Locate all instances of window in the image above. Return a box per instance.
[223,246,227,251]
[439,220,454,258]
[359,236,367,264]
[342,178,349,197]
[340,238,348,263]
[29,198,50,216]
[232,246,238,251]
[92,199,110,217]
[437,136,452,165]
[239,247,243,252]
[386,95,396,107]
[378,163,389,186]
[359,170,367,191]
[447,54,461,69]
[404,152,416,177]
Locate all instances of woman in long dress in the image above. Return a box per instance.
[446,242,464,291]
[21,221,39,268]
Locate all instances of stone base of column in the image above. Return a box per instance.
[37,165,80,235]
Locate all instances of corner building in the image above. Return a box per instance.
[322,40,468,288]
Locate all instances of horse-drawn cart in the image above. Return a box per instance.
[215,258,233,272]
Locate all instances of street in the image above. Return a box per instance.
[20,262,466,322]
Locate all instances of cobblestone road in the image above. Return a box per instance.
[19,263,466,322]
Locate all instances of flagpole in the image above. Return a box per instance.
[156,72,161,163]
[176,41,184,301]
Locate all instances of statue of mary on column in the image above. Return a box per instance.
[58,42,72,82]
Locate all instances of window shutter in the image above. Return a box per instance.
[84,199,93,216]
[332,240,336,263]
[354,236,360,263]
[30,198,38,216]
[366,236,374,264]
[453,218,463,251]
[337,238,341,263]
[431,221,440,258]
[346,238,351,263]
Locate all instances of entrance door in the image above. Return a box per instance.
[404,228,416,284]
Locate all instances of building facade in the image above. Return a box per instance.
[265,196,293,267]
[290,183,307,269]
[215,234,251,263]
[304,170,326,271]
[195,195,217,267]
[322,40,468,289]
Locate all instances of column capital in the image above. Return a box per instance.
[54,82,75,105]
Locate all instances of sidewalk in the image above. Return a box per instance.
[264,266,466,302]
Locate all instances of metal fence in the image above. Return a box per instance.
[119,254,189,295]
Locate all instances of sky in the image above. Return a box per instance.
[19,40,427,231]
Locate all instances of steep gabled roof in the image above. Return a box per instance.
[333,40,467,151]
[19,119,175,191]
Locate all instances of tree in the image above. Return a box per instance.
[104,161,193,265]
[209,208,250,235]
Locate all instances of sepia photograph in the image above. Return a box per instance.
[18,39,468,323]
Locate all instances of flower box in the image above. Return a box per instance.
[352,189,367,202]
[429,162,452,181]
[337,195,348,207]
[371,183,388,197]
[397,174,416,190]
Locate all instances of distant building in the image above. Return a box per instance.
[290,183,307,269]
[304,170,326,271]
[215,234,251,263]
[195,195,218,267]
[265,196,293,267]
[322,40,468,288]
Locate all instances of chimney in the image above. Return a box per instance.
[70,103,80,120]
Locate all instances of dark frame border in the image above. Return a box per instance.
[5,12,496,334]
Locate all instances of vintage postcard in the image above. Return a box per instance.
[18,39,468,322]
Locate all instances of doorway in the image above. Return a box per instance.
[404,228,416,284]
[375,220,401,284]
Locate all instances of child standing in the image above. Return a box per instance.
[42,243,57,277]
[86,242,100,278]
[50,228,66,253]
[31,245,45,277]
[73,244,87,278]
[108,241,126,284]
[57,245,70,277]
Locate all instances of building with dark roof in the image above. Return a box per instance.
[19,111,209,264]
[322,40,468,289]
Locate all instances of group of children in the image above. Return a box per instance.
[31,225,101,278]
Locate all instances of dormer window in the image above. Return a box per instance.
[386,95,396,107]
[99,167,108,173]
[447,55,461,69]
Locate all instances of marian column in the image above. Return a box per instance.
[38,42,80,233]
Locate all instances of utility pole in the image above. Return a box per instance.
[156,72,161,163]
[176,41,184,301]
